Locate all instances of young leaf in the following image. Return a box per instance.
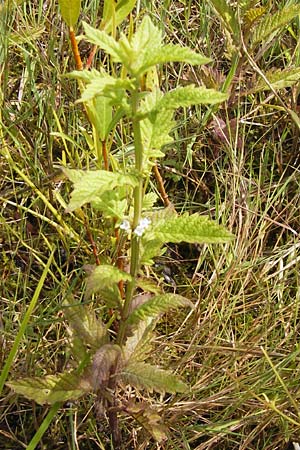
[126,293,193,325]
[7,372,91,405]
[248,67,300,93]
[85,264,132,301]
[251,4,300,46]
[120,362,188,394]
[63,168,138,211]
[58,0,81,27]
[144,212,234,245]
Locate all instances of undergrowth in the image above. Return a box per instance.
[1,1,300,449]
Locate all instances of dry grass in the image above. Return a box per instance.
[1,0,300,449]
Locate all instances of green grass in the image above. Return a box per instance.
[1,0,300,449]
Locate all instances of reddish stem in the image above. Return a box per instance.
[85,44,98,70]
[84,217,100,266]
[152,164,171,207]
[69,26,83,70]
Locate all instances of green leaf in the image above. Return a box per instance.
[58,0,81,27]
[130,16,210,76]
[157,86,228,110]
[63,168,138,211]
[132,15,162,53]
[83,22,123,61]
[120,362,188,394]
[85,264,132,302]
[69,69,133,105]
[123,316,156,362]
[126,293,193,325]
[63,297,108,359]
[248,67,300,93]
[142,192,158,211]
[92,189,128,219]
[138,44,211,75]
[7,372,91,405]
[79,74,133,104]
[83,17,211,78]
[251,4,300,46]
[140,237,165,265]
[86,96,112,141]
[140,89,175,164]
[145,212,234,245]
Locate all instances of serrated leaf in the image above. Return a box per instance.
[121,362,188,394]
[244,6,267,28]
[63,297,108,358]
[145,212,234,245]
[85,264,132,301]
[157,86,228,110]
[7,372,91,405]
[248,67,300,93]
[83,17,211,78]
[79,75,133,104]
[123,316,157,362]
[83,21,123,61]
[126,294,193,325]
[58,0,81,27]
[129,17,210,76]
[133,16,162,50]
[63,168,138,211]
[140,90,175,163]
[140,237,165,265]
[251,4,300,46]
[90,344,121,390]
[138,44,211,76]
[142,192,158,211]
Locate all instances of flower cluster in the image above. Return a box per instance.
[120,220,131,232]
[119,217,151,237]
[134,217,151,237]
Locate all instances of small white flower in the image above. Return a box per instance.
[139,218,151,228]
[120,220,131,232]
[134,217,151,237]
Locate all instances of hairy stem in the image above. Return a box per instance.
[117,87,143,345]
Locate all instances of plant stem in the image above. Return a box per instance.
[117,87,144,345]
[69,26,83,70]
